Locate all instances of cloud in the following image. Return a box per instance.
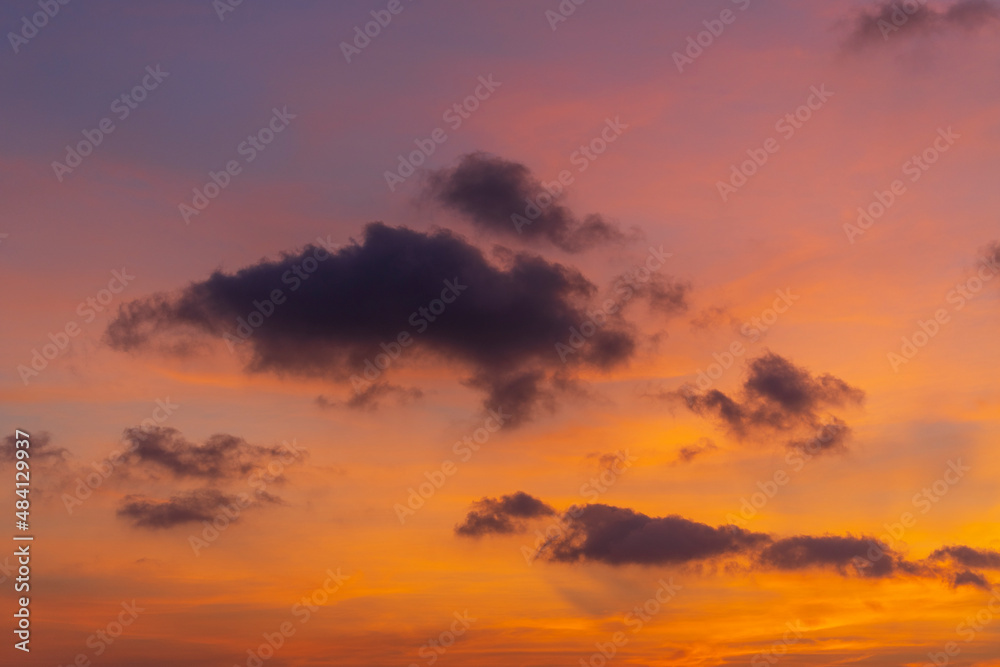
[847,0,999,48]
[952,570,991,589]
[105,223,642,425]
[426,152,629,252]
[759,535,905,578]
[689,306,737,331]
[121,426,294,480]
[116,488,278,529]
[624,270,691,319]
[455,496,994,590]
[919,545,1000,590]
[678,353,864,452]
[455,492,556,537]
[982,241,1000,272]
[534,504,770,566]
[111,428,300,530]
[928,545,1000,569]
[1,431,67,463]
[316,383,423,411]
[672,438,718,465]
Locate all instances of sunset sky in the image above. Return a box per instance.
[3,1,1000,665]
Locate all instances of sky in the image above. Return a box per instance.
[2,0,1000,665]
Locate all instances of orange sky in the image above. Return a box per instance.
[2,1,1000,665]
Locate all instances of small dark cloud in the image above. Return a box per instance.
[952,570,991,589]
[785,418,853,455]
[121,427,291,480]
[105,223,641,425]
[116,488,278,529]
[1,432,66,462]
[317,383,423,412]
[982,241,1000,272]
[846,0,999,48]
[455,492,556,537]
[689,306,737,331]
[672,438,718,465]
[945,0,1000,25]
[678,353,864,452]
[922,545,1000,589]
[426,152,629,253]
[596,450,634,472]
[928,545,1000,569]
[630,274,691,318]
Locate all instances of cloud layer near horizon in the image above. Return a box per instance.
[456,493,1000,590]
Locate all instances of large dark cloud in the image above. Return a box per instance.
[847,0,999,48]
[455,496,995,590]
[678,353,864,452]
[117,488,278,529]
[536,504,769,565]
[426,152,629,252]
[121,426,292,480]
[455,492,556,537]
[105,223,643,425]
